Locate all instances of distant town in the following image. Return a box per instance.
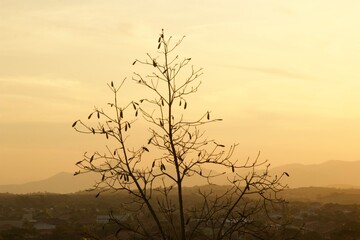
[1,187,360,239]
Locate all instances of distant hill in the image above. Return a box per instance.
[0,172,97,194]
[270,160,360,189]
[1,160,360,194]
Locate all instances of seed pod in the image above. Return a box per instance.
[132,103,136,110]
[231,165,235,173]
[120,109,123,118]
[160,120,163,127]
[88,112,93,119]
[143,147,149,152]
[160,163,166,171]
[113,150,116,156]
[184,102,187,109]
[95,192,100,198]
[161,98,164,106]
[152,59,157,67]
[72,120,78,127]
[105,133,109,139]
[207,112,210,120]
[152,161,155,168]
[91,128,95,134]
[97,111,100,119]
[90,154,94,162]
[101,174,105,181]
[132,60,136,65]
[158,43,161,49]
[111,81,114,87]
[284,172,290,177]
[135,110,138,117]
[125,124,128,131]
[148,137,152,144]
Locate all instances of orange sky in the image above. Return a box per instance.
[1,0,360,184]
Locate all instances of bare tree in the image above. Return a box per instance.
[72,29,290,240]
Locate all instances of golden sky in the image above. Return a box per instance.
[1,0,360,184]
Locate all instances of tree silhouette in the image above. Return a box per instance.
[72,29,289,240]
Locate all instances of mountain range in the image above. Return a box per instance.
[271,160,360,189]
[0,160,359,194]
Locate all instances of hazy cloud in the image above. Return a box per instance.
[226,65,327,83]
[0,77,80,87]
